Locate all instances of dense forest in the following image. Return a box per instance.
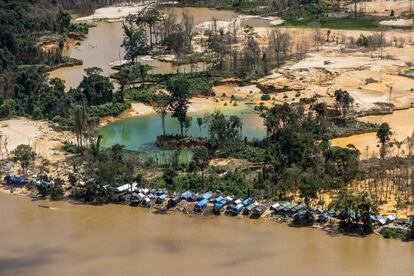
[0,0,130,127]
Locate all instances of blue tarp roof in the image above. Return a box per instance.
[5,175,28,184]
[196,199,209,207]
[233,203,244,212]
[242,198,252,206]
[296,210,308,217]
[181,191,193,199]
[214,202,225,209]
[215,196,224,202]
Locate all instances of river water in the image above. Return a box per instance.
[0,192,413,276]
[49,8,239,89]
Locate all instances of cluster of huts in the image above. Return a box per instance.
[115,184,414,228]
[3,175,413,229]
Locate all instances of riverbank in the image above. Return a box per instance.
[0,183,412,247]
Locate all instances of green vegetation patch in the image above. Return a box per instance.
[380,227,407,239]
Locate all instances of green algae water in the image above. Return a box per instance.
[99,103,266,152]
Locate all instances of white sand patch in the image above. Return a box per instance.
[0,118,72,161]
[289,53,378,70]
[348,90,389,110]
[76,2,155,22]
[196,15,284,31]
[379,18,413,27]
[0,119,42,152]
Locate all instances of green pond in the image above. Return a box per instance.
[406,71,414,78]
[99,103,266,156]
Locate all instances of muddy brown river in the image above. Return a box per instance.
[49,7,239,89]
[0,192,413,275]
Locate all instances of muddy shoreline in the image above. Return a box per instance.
[0,185,389,241]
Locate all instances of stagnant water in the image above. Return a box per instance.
[0,192,413,276]
[49,7,239,89]
[99,103,265,151]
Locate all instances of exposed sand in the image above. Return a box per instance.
[76,2,154,22]
[380,18,414,27]
[347,0,414,16]
[331,108,414,158]
[0,118,72,162]
[289,53,379,70]
[196,14,284,32]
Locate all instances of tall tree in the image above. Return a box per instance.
[298,173,325,211]
[13,144,36,176]
[193,146,210,189]
[168,78,191,136]
[74,67,113,106]
[334,89,354,118]
[133,6,161,48]
[153,93,170,136]
[197,117,204,136]
[122,24,149,63]
[377,122,391,160]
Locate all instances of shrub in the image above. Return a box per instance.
[62,141,83,154]
[261,94,271,100]
[50,178,65,200]
[380,227,407,239]
[257,83,276,94]
[126,88,159,104]
[87,101,131,117]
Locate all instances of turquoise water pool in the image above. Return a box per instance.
[99,103,266,152]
